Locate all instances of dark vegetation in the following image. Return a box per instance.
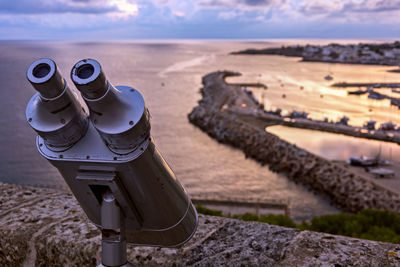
[231,45,304,57]
[196,205,400,244]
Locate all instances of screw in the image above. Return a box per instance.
[129,121,134,125]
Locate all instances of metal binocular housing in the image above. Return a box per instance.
[26,58,198,267]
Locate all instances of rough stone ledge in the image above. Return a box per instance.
[1,182,400,266]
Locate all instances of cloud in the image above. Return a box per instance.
[298,0,400,17]
[218,10,240,19]
[108,0,139,19]
[0,0,118,15]
[298,0,344,16]
[172,10,186,17]
[0,0,139,19]
[2,0,400,40]
[346,0,400,13]
[198,0,285,9]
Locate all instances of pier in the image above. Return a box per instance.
[332,82,400,88]
[188,71,400,214]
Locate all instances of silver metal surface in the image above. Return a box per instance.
[101,191,122,230]
[82,85,150,155]
[26,58,198,248]
[99,192,131,267]
[36,125,198,246]
[27,58,65,99]
[71,58,150,155]
[26,58,88,151]
[70,58,108,99]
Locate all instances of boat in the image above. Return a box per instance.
[348,89,367,95]
[347,156,377,167]
[270,108,282,116]
[380,122,396,131]
[324,75,333,81]
[338,115,349,125]
[363,120,376,130]
[368,91,386,100]
[368,168,395,178]
[390,98,400,108]
[289,110,308,119]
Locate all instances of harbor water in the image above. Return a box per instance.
[1,40,399,221]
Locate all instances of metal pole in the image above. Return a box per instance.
[98,191,134,267]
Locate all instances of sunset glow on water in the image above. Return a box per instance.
[2,39,400,221]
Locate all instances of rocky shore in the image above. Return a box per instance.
[188,71,400,213]
[1,182,400,266]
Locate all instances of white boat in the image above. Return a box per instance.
[369,168,395,178]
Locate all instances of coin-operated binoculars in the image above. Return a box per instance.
[25,58,198,267]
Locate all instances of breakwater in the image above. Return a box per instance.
[234,109,400,145]
[188,71,400,213]
[333,82,400,88]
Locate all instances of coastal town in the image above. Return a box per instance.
[233,41,400,66]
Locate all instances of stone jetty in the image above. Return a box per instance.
[1,182,400,266]
[188,71,400,213]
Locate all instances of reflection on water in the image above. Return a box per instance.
[228,54,400,127]
[3,39,398,221]
[267,125,400,162]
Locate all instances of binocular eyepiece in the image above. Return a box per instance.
[26,58,150,154]
[70,58,108,100]
[26,58,88,151]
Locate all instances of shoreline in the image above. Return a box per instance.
[232,41,400,66]
[188,71,400,214]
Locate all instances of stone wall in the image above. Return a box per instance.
[188,71,400,213]
[1,182,400,266]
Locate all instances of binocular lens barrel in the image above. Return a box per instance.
[71,59,151,154]
[26,58,65,99]
[70,59,108,100]
[26,58,88,151]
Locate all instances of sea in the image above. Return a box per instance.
[2,39,400,221]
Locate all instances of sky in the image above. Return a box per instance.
[1,0,400,40]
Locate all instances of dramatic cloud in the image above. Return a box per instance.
[299,0,344,16]
[0,0,139,19]
[298,0,400,17]
[198,0,285,9]
[0,0,116,14]
[346,0,400,13]
[1,0,400,39]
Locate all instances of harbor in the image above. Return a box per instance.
[189,71,400,214]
